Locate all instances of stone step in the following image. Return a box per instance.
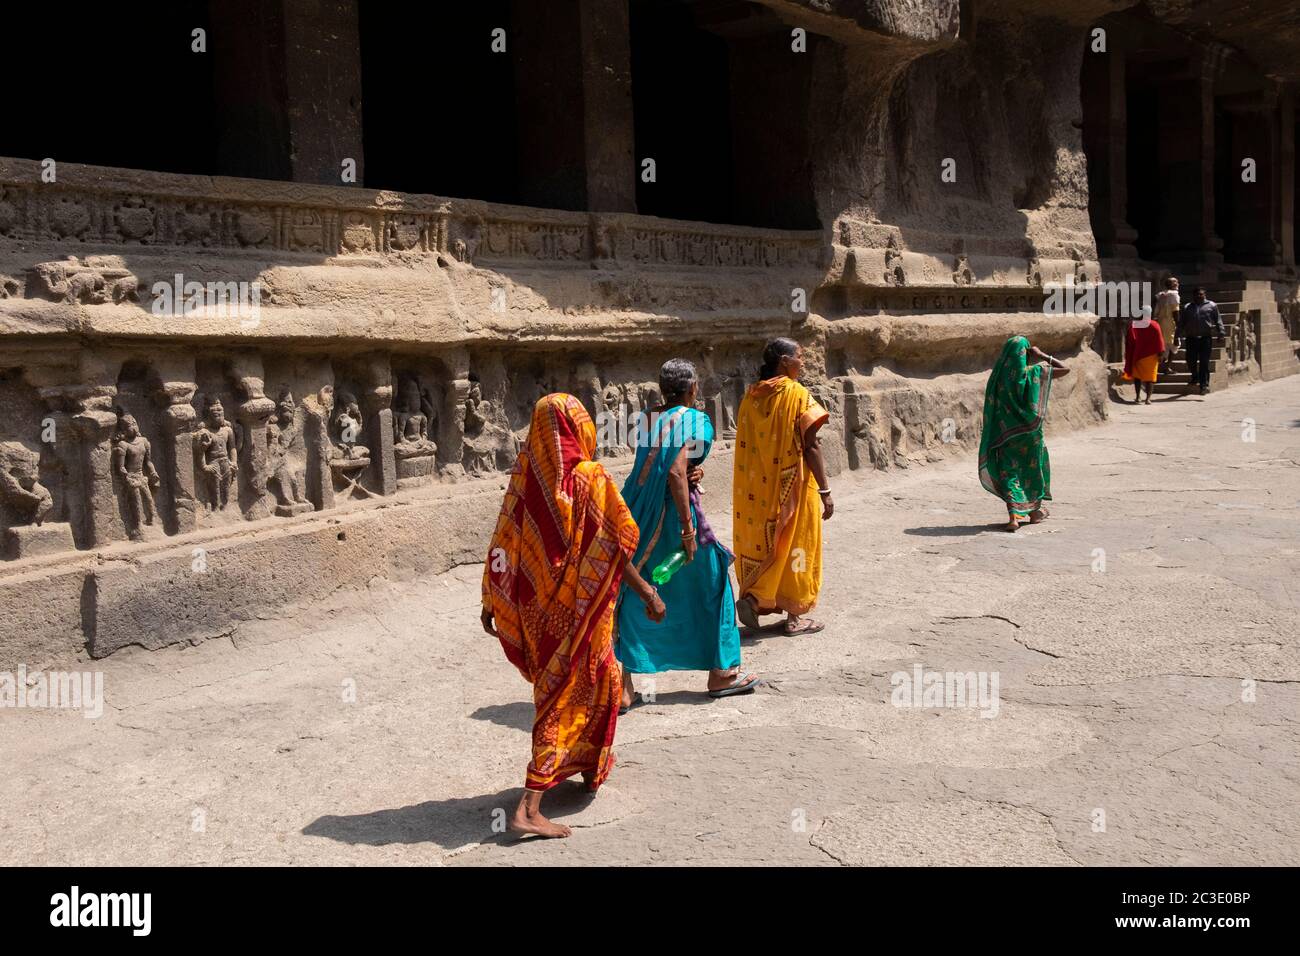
[1164,361,1222,374]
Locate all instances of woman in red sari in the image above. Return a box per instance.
[1123,306,1165,405]
[481,394,665,838]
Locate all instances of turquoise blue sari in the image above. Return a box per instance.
[615,406,741,674]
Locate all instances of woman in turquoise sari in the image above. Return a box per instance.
[616,359,758,707]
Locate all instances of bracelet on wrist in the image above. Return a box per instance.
[817,487,831,496]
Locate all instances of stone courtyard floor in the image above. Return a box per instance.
[3,376,1298,866]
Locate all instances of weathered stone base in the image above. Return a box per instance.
[1,522,75,561]
[395,455,438,488]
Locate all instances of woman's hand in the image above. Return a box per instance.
[687,465,704,488]
[644,590,667,623]
[682,531,698,564]
[480,607,498,637]
[821,491,834,521]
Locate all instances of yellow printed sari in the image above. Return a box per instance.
[732,376,829,616]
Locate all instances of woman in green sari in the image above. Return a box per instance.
[978,336,1071,532]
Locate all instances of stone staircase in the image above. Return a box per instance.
[1151,353,1224,394]
[1147,275,1299,393]
[1149,291,1235,394]
[1208,275,1299,381]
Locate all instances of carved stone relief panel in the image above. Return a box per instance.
[112,360,169,541]
[263,354,331,516]
[0,368,74,559]
[191,358,246,525]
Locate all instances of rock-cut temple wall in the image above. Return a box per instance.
[2,0,1296,661]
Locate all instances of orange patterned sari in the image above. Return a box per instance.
[482,394,639,792]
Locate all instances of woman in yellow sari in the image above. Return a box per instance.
[733,338,833,636]
[481,394,665,838]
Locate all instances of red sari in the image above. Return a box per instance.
[1124,320,1166,382]
[482,394,639,791]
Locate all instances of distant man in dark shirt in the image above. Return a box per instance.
[1177,287,1226,395]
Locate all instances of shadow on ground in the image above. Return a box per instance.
[302,783,601,850]
[903,523,1006,537]
[627,689,720,707]
[468,701,532,731]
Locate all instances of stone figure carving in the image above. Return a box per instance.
[329,389,373,499]
[639,382,663,413]
[0,444,54,527]
[953,253,974,286]
[464,378,488,438]
[1224,315,1258,371]
[598,382,633,457]
[393,378,437,459]
[1026,255,1043,288]
[194,397,239,513]
[332,390,368,460]
[453,216,482,263]
[0,441,76,560]
[884,235,905,286]
[701,375,739,441]
[112,412,160,540]
[601,383,624,417]
[267,391,311,516]
[462,377,516,476]
[593,219,615,263]
[28,257,140,305]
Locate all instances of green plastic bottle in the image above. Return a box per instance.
[652,550,687,585]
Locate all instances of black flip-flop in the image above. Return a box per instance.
[708,673,760,699]
[618,693,643,716]
[783,619,825,636]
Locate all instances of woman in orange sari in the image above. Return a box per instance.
[733,338,834,636]
[481,394,665,839]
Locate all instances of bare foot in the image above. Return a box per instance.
[1028,508,1050,524]
[1004,517,1021,532]
[508,800,572,839]
[620,669,635,710]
